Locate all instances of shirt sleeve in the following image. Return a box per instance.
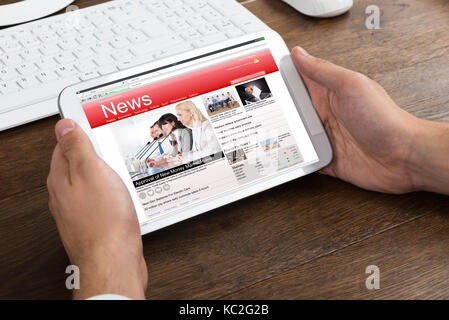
[87,294,132,300]
[188,121,221,161]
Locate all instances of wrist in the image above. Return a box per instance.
[72,242,147,300]
[406,117,449,195]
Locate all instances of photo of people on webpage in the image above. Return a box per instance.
[235,77,273,106]
[111,99,223,183]
[202,89,240,116]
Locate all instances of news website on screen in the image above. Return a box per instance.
[78,38,319,224]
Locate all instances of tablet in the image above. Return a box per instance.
[58,30,332,235]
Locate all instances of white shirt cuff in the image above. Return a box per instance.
[86,294,132,300]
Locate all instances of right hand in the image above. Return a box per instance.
[291,47,424,194]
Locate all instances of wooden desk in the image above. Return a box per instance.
[1,0,448,299]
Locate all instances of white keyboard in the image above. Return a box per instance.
[0,0,268,131]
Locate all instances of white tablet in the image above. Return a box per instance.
[58,30,332,235]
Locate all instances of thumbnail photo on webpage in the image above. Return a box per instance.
[235,77,273,106]
[202,89,240,117]
[109,99,224,186]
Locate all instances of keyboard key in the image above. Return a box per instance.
[110,36,130,49]
[225,27,244,38]
[209,0,243,16]
[120,0,144,11]
[55,65,78,78]
[92,52,114,65]
[129,17,154,29]
[118,56,155,70]
[76,33,97,45]
[79,71,99,81]
[55,52,76,64]
[91,40,113,54]
[214,19,235,31]
[36,70,58,83]
[91,15,113,28]
[109,8,145,22]
[176,6,195,17]
[17,76,40,89]
[181,29,202,41]
[39,43,60,55]
[38,32,59,44]
[0,40,22,53]
[16,62,39,76]
[169,20,190,32]
[141,24,172,38]
[98,64,118,75]
[76,21,96,33]
[231,15,265,33]
[73,47,95,59]
[127,31,148,43]
[111,49,133,61]
[35,57,57,70]
[116,59,134,70]
[0,76,79,113]
[93,54,115,66]
[129,43,154,56]
[0,67,18,81]
[75,60,96,72]
[202,8,223,22]
[93,27,116,41]
[148,35,183,49]
[18,36,41,48]
[32,24,52,37]
[164,0,184,8]
[58,38,79,50]
[111,24,133,36]
[192,33,227,48]
[56,27,78,38]
[197,24,218,36]
[1,53,22,66]
[0,81,20,95]
[158,10,179,21]
[13,28,33,39]
[186,15,207,26]
[190,1,210,11]
[146,1,167,13]
[153,43,193,59]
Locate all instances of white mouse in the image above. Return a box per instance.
[282,0,353,18]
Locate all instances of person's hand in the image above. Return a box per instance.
[146,158,157,167]
[166,154,185,166]
[47,119,148,299]
[291,46,449,195]
[245,85,254,94]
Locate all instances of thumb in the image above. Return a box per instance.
[291,46,353,91]
[55,119,98,176]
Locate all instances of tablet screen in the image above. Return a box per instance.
[77,37,319,224]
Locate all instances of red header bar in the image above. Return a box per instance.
[82,49,279,128]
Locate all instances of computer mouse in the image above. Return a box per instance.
[282,0,353,18]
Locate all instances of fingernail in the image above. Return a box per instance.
[55,119,75,141]
[294,46,309,57]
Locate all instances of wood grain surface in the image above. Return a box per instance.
[0,0,448,299]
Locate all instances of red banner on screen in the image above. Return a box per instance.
[82,49,279,129]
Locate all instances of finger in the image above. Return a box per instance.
[55,118,98,180]
[319,166,336,177]
[291,46,353,91]
[48,143,70,188]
